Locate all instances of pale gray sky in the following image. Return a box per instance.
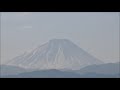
[1,12,119,64]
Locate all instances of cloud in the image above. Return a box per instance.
[23,26,33,29]
[22,12,30,15]
[17,26,33,30]
[18,12,31,17]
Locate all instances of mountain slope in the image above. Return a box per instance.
[6,39,103,70]
[0,65,27,76]
[75,62,120,76]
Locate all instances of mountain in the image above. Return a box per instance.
[1,62,119,78]
[3,69,81,78]
[2,67,119,78]
[74,62,120,76]
[6,39,103,70]
[0,65,27,77]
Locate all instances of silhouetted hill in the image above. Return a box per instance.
[1,62,119,78]
[0,65,26,76]
[74,62,120,76]
[3,69,81,78]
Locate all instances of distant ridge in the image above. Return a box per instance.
[1,62,119,78]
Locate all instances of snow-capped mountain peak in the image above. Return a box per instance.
[6,39,103,70]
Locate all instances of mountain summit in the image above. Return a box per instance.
[6,39,103,70]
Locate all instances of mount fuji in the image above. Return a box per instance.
[6,39,103,70]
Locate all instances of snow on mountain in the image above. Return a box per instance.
[6,39,103,70]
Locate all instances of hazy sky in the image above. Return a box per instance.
[1,12,119,64]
